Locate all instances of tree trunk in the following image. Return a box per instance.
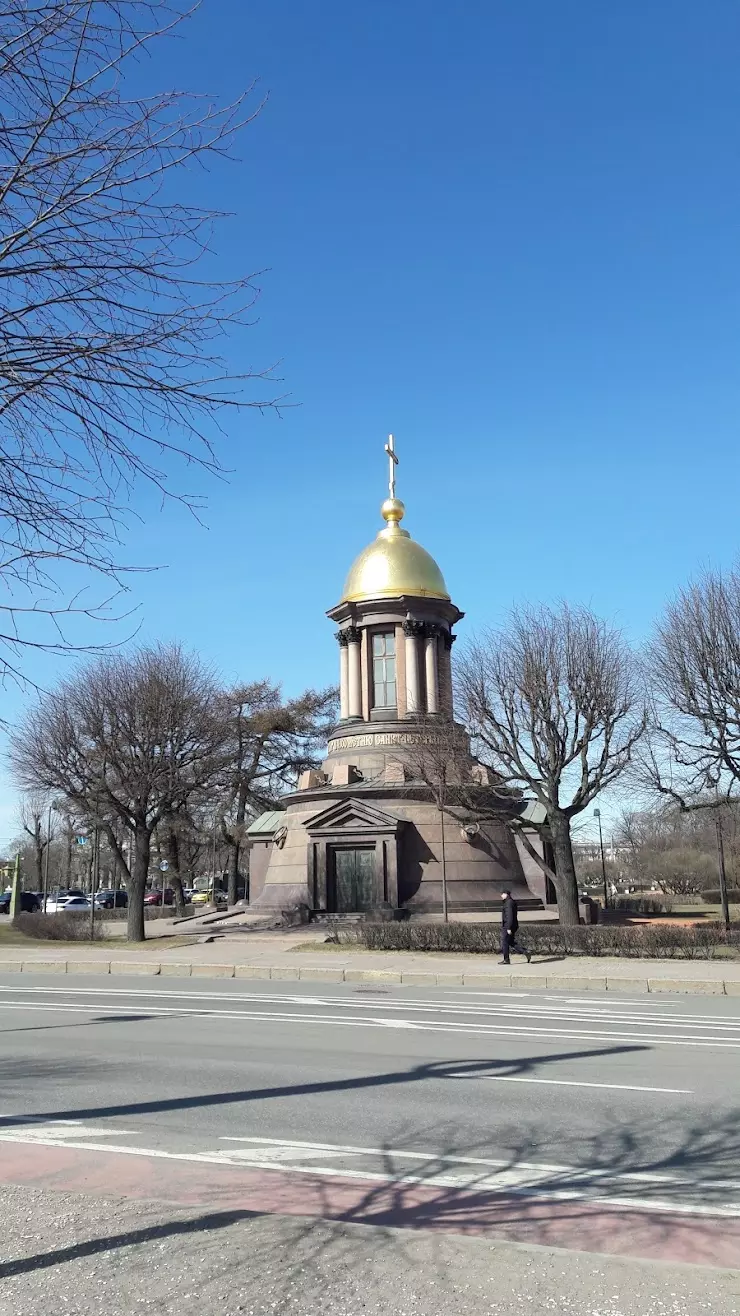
[549,811,580,926]
[33,835,44,890]
[166,824,186,918]
[227,840,239,906]
[126,824,150,942]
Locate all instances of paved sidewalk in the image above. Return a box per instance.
[1,932,739,993]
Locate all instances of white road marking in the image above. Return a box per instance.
[0,984,734,1031]
[0,997,738,1047]
[1,1126,731,1218]
[216,1134,740,1193]
[0,1121,136,1139]
[446,1074,692,1093]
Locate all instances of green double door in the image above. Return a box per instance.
[330,847,375,912]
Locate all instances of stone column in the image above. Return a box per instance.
[403,619,424,716]
[438,629,455,713]
[346,626,362,719]
[424,625,440,715]
[335,631,350,720]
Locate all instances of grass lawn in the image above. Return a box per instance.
[0,924,196,951]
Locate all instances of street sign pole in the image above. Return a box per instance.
[89,826,100,941]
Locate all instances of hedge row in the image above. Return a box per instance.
[338,921,740,960]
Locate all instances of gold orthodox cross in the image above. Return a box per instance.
[384,433,398,499]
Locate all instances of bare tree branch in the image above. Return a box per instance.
[0,1,278,685]
[8,641,229,939]
[457,603,645,925]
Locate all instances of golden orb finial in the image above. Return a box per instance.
[380,497,405,527]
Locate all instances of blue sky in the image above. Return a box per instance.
[3,0,740,846]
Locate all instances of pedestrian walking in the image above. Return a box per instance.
[499,889,532,964]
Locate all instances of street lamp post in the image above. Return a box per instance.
[594,808,608,911]
[43,803,52,913]
[212,814,218,903]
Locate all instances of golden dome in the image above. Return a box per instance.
[340,498,450,603]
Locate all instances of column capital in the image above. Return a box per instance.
[402,619,425,638]
[424,622,447,641]
[335,630,350,647]
[345,625,362,645]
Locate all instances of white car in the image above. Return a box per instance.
[44,895,91,913]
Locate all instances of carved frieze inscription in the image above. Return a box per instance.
[330,733,419,752]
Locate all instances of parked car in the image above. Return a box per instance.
[0,890,41,915]
[191,888,227,907]
[94,889,128,909]
[143,888,174,906]
[44,894,91,913]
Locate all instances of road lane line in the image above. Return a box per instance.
[217,1136,740,1192]
[0,1128,736,1217]
[445,1074,692,1093]
[1,998,739,1046]
[0,985,736,1031]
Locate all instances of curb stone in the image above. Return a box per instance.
[344,969,403,984]
[0,958,736,994]
[463,973,508,988]
[549,976,607,992]
[297,967,345,982]
[110,961,160,976]
[606,978,649,993]
[648,978,725,995]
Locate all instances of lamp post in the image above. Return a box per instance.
[212,813,219,903]
[594,808,608,911]
[43,802,53,913]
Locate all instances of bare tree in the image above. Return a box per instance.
[18,792,51,890]
[639,567,740,926]
[9,643,228,939]
[0,0,275,685]
[218,682,337,904]
[458,604,645,925]
[642,568,740,804]
[615,806,722,896]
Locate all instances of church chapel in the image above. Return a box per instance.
[248,438,545,914]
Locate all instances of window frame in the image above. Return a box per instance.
[370,629,397,710]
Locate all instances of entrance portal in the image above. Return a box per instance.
[329,847,375,912]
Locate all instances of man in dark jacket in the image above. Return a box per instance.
[499,890,532,964]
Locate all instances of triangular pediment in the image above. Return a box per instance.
[305,796,401,834]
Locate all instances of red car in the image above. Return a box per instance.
[143,888,174,906]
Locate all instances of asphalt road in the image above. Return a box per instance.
[1,974,739,1313]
